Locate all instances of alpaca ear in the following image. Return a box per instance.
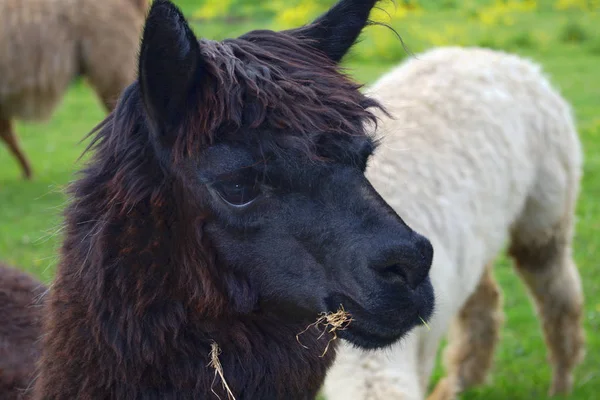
[138,0,202,135]
[286,0,378,63]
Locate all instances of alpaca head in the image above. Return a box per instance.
[120,0,434,350]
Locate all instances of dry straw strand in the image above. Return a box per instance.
[208,341,236,400]
[296,305,353,357]
[419,315,431,331]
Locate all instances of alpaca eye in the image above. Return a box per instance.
[213,180,261,207]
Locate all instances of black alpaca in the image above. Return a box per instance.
[32,1,435,398]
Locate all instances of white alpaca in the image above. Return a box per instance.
[324,47,585,400]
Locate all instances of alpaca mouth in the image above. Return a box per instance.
[325,279,434,350]
[337,321,406,349]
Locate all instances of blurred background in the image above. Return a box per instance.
[0,0,598,398]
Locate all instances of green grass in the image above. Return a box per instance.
[1,1,599,399]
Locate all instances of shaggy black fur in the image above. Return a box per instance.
[32,1,434,399]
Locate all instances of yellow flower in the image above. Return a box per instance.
[193,0,233,20]
[275,2,324,28]
[480,11,498,26]
[555,0,596,11]
[371,4,408,22]
[477,0,537,27]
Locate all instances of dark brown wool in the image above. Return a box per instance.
[30,1,408,399]
[0,264,46,400]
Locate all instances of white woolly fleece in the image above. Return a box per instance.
[323,46,583,400]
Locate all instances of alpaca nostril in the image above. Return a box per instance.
[378,263,408,282]
[372,236,433,290]
[377,263,422,290]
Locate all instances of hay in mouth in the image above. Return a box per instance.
[296,305,353,357]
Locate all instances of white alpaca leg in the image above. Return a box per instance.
[427,265,504,400]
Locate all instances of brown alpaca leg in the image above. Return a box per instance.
[509,234,585,396]
[0,118,32,179]
[427,265,504,400]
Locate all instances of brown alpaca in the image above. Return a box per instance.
[28,0,436,399]
[0,264,46,400]
[0,0,148,179]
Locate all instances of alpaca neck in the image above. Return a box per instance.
[35,193,336,399]
[199,316,337,399]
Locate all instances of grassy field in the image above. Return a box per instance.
[1,0,599,399]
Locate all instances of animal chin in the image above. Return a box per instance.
[336,307,431,350]
[337,322,406,350]
[325,281,435,350]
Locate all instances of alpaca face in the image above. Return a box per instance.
[138,0,434,350]
[198,141,435,349]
